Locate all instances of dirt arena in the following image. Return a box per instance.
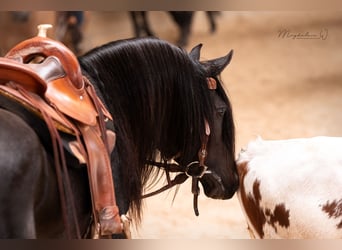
[1,11,342,238]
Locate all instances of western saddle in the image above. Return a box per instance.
[0,24,130,238]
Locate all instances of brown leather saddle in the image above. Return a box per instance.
[2,33,100,126]
[0,27,127,238]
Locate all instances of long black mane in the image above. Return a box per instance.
[79,37,233,223]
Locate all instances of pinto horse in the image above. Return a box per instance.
[0,34,237,238]
[237,136,342,238]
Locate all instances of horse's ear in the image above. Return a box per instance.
[204,49,233,76]
[189,44,203,61]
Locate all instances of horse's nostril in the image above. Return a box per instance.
[199,172,239,200]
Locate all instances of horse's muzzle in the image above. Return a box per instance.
[199,171,239,199]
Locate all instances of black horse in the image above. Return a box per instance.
[0,36,237,238]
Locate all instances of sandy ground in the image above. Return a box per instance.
[1,11,342,239]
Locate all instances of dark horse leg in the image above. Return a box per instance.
[129,11,155,37]
[10,11,30,22]
[170,11,220,46]
[130,11,219,47]
[205,11,220,33]
[168,11,194,47]
[67,11,84,55]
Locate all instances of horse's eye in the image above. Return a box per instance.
[216,107,226,117]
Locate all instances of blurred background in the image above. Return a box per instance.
[1,11,342,238]
[0,11,223,55]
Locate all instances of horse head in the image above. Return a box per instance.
[188,44,238,200]
[79,37,239,220]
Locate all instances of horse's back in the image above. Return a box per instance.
[237,136,342,239]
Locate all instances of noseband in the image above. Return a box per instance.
[142,77,217,216]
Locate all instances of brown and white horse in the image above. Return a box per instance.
[237,136,342,239]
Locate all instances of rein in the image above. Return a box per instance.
[142,130,210,216]
[142,78,217,216]
[7,82,82,238]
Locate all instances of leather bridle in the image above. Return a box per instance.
[142,77,217,216]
